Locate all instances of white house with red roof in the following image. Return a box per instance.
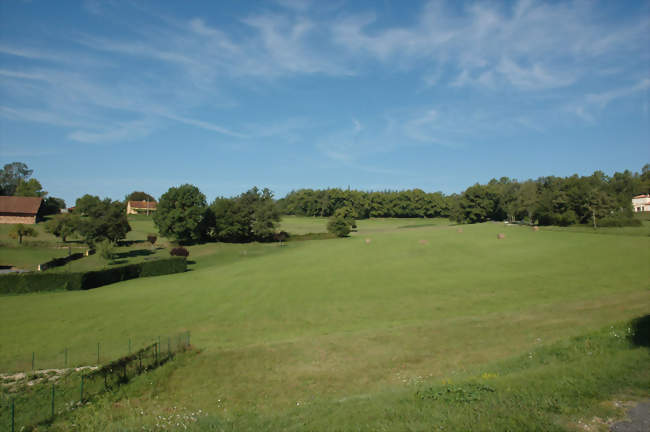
[126,200,157,215]
[632,194,650,212]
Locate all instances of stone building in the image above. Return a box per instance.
[0,196,43,224]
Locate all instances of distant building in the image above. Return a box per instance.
[632,194,650,212]
[126,200,157,215]
[0,196,43,224]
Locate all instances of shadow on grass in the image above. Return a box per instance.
[114,249,155,260]
[629,314,650,347]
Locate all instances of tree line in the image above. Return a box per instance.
[278,188,450,219]
[450,166,650,226]
[277,165,649,228]
[9,160,648,247]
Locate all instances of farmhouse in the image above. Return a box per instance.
[632,194,650,212]
[0,196,43,224]
[126,200,157,215]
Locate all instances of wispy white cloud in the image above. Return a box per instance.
[68,119,156,143]
[585,79,650,108]
[567,78,650,123]
[0,0,647,147]
[0,105,90,129]
[331,0,648,91]
[159,112,248,139]
[353,119,363,133]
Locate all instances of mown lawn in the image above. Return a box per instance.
[0,215,171,272]
[0,217,648,430]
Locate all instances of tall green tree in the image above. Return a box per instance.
[41,197,66,215]
[125,191,156,202]
[154,184,208,244]
[0,162,32,195]
[74,198,131,246]
[75,194,103,216]
[516,180,538,223]
[45,213,79,242]
[208,187,281,242]
[14,178,47,197]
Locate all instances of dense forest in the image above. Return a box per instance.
[279,165,650,227]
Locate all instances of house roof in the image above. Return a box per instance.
[0,196,43,215]
[128,200,157,209]
[633,194,650,199]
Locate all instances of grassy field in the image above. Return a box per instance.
[1,217,649,430]
[0,215,171,272]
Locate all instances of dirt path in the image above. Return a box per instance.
[1,366,98,390]
[611,401,650,432]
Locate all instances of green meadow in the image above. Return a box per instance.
[1,217,649,430]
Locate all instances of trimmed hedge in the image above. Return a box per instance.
[0,257,187,295]
[0,272,83,295]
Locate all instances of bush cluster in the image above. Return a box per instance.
[0,257,187,295]
[170,247,189,258]
[598,215,643,227]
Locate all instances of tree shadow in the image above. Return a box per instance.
[628,315,650,347]
[117,240,146,247]
[113,249,155,260]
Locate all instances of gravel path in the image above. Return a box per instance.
[611,401,650,432]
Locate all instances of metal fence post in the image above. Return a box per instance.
[128,338,131,355]
[11,398,15,432]
[32,351,35,371]
[64,347,68,368]
[97,342,100,364]
[168,336,171,357]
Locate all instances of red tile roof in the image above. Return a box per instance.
[128,200,157,209]
[633,194,650,199]
[0,196,43,215]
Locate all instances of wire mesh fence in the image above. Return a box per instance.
[0,331,190,431]
[2,332,192,374]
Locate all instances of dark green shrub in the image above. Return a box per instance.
[327,216,352,237]
[140,257,187,277]
[273,231,290,242]
[81,263,142,289]
[629,315,650,347]
[170,247,189,258]
[599,215,642,227]
[0,272,83,294]
[0,257,186,294]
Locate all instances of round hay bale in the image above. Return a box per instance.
[497,233,505,239]
[365,238,372,244]
[418,239,429,245]
[457,228,463,233]
[532,226,539,232]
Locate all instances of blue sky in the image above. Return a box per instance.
[0,0,648,205]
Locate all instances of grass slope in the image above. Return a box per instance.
[0,218,648,430]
